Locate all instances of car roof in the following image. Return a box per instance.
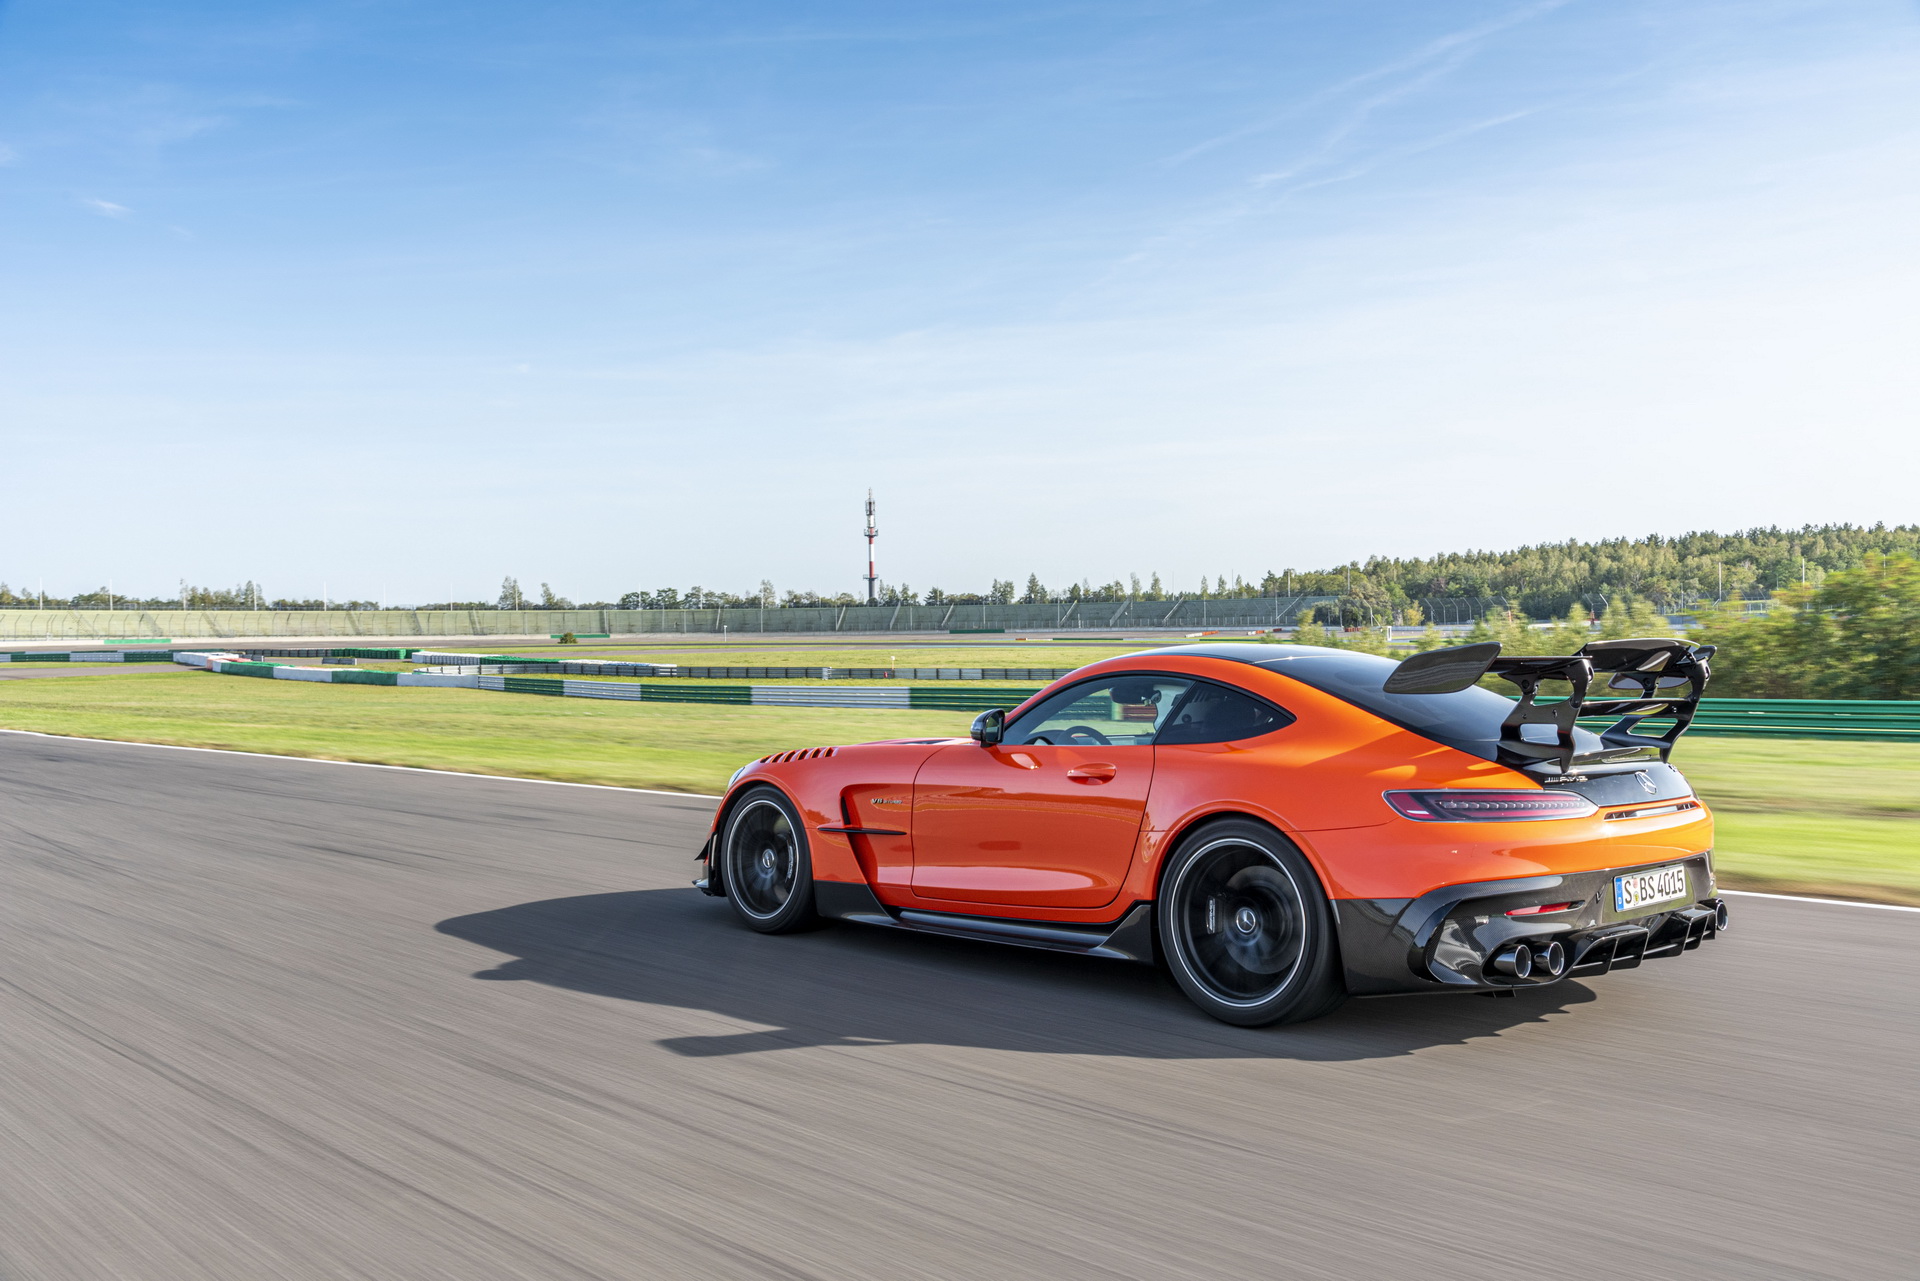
[1114,642,1379,671]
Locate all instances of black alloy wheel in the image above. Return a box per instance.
[1156,819,1346,1026]
[720,786,820,933]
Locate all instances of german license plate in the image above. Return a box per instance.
[1614,864,1690,914]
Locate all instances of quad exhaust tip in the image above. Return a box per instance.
[1490,944,1533,979]
[1531,940,1568,978]
[1490,940,1567,981]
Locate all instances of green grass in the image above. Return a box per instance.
[0,671,973,793]
[0,672,1912,903]
[1707,813,1919,903]
[1677,738,1920,819]
[1674,737,1920,904]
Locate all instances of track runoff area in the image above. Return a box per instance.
[2,731,1914,1281]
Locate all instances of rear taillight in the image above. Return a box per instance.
[1383,790,1598,822]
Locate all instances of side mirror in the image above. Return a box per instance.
[1382,642,1501,694]
[970,708,1006,746]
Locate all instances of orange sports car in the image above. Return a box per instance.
[695,640,1727,1025]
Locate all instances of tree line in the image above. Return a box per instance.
[0,581,380,611]
[1297,554,1917,701]
[5,523,1913,621]
[529,522,1920,618]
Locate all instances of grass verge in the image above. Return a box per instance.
[1675,738,1920,904]
[0,672,972,793]
[0,672,1912,903]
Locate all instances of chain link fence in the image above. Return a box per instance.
[0,599,1341,639]
[2,592,1732,639]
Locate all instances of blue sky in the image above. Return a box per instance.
[3,0,1917,603]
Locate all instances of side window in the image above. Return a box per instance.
[1006,677,1194,747]
[1155,682,1293,745]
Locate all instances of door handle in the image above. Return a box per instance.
[1065,764,1117,784]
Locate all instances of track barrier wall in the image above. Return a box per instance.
[139,649,1920,738]
[411,650,1077,680]
[7,646,1910,737]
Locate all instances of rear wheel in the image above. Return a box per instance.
[1156,819,1345,1026]
[720,786,819,933]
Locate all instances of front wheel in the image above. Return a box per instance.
[720,786,820,933]
[1156,820,1346,1026]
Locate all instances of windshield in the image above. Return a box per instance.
[1255,648,1607,763]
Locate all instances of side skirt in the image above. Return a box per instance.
[812,880,1156,965]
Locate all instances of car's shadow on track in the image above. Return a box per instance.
[436,888,1598,1062]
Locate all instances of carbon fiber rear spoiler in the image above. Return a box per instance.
[1384,637,1715,772]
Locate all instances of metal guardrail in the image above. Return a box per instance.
[469,683,1920,732]
[480,677,1042,712]
[38,645,1918,739]
[1,647,421,663]
[1665,699,1920,741]
[413,651,1076,680]
[1536,697,1920,741]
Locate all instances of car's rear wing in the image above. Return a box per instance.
[1385,638,1715,773]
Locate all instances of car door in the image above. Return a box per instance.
[910,676,1192,909]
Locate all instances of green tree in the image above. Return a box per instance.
[1691,555,1919,698]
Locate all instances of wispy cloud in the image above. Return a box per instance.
[569,96,770,179]
[1259,106,1544,201]
[1165,0,1571,167]
[1105,2,1573,288]
[81,197,131,218]
[43,85,229,159]
[0,143,16,166]
[1248,45,1489,189]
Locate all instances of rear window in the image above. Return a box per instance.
[1255,649,1606,762]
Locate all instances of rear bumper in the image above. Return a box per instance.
[1334,854,1725,995]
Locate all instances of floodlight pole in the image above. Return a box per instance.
[863,490,879,605]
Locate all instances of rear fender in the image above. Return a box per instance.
[1142,807,1337,908]
[1143,809,1345,982]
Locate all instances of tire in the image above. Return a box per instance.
[1156,819,1346,1027]
[719,786,820,934]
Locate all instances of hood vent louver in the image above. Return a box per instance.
[759,746,839,764]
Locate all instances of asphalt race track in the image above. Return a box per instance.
[1,734,1913,1280]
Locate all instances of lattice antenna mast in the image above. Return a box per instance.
[863,490,879,604]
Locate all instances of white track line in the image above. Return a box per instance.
[0,729,722,801]
[1719,889,1919,913]
[4,729,1913,914]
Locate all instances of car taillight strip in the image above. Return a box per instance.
[1507,901,1580,916]
[1603,800,1701,821]
[1383,790,1599,822]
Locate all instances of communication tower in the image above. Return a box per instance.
[863,490,879,604]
